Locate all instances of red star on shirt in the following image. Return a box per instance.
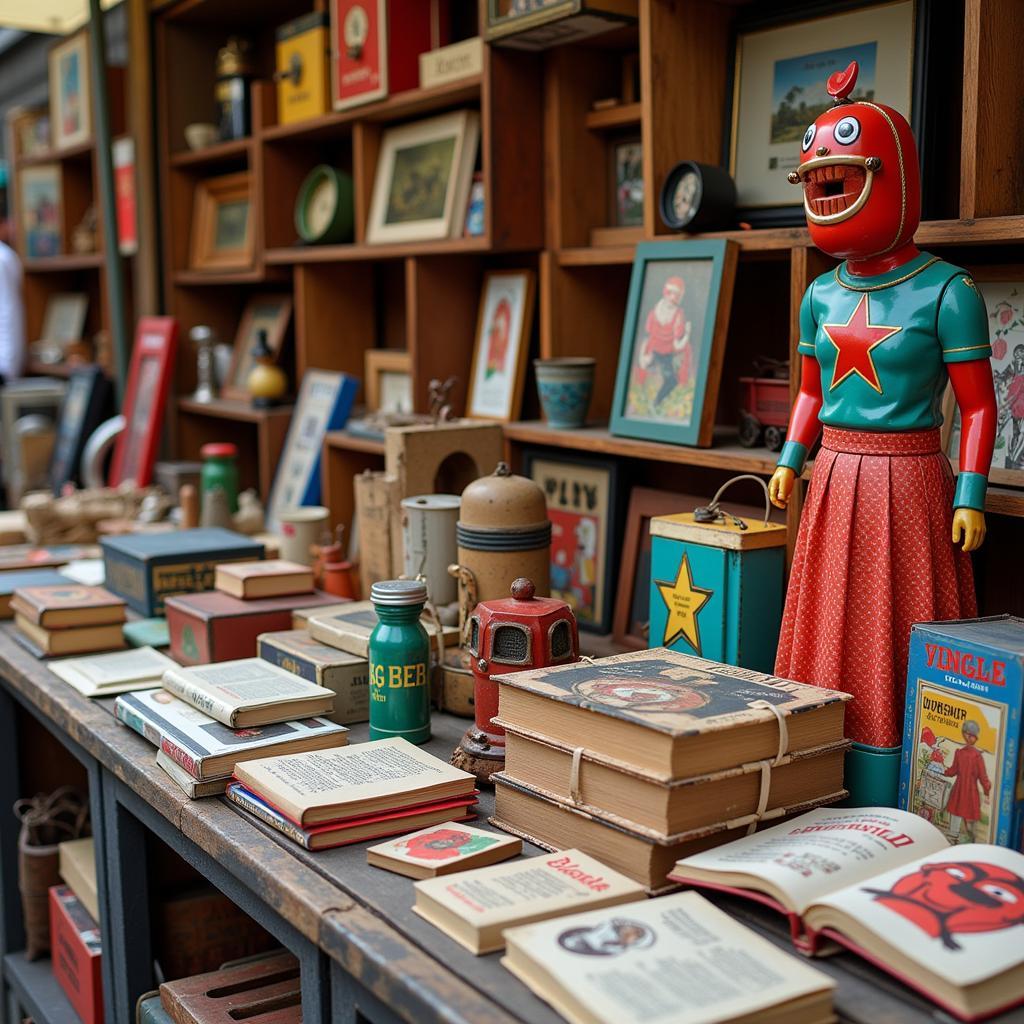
[822,294,901,394]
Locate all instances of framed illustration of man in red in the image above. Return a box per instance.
[109,317,179,487]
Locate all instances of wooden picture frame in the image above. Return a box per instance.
[612,487,684,650]
[222,294,293,402]
[610,239,737,448]
[610,135,643,228]
[366,110,480,243]
[364,350,413,414]
[466,269,535,423]
[109,317,179,487]
[49,31,91,151]
[39,293,88,345]
[522,448,620,634]
[18,165,63,259]
[190,171,253,271]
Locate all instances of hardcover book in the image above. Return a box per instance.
[670,807,1024,1021]
[291,601,352,629]
[232,737,475,827]
[160,657,335,727]
[307,601,458,658]
[258,629,369,724]
[0,568,68,618]
[49,646,178,698]
[502,891,835,1024]
[156,750,229,799]
[899,616,1024,850]
[49,884,103,1024]
[412,849,646,954]
[165,589,340,665]
[367,821,521,879]
[494,647,851,780]
[14,614,125,656]
[0,543,100,574]
[9,583,125,628]
[214,559,314,600]
[100,528,264,616]
[58,837,98,923]
[114,687,348,780]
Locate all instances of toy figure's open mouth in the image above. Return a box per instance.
[795,156,875,225]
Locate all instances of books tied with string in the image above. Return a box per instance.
[489,648,852,891]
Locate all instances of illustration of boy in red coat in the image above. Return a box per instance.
[637,276,692,407]
[944,720,992,842]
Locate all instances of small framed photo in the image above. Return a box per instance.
[49,32,91,150]
[466,270,535,423]
[18,165,63,259]
[611,136,643,228]
[39,293,88,345]
[12,108,50,159]
[366,110,480,244]
[610,239,737,447]
[190,171,253,271]
[109,317,179,487]
[222,294,293,402]
[612,487,683,650]
[523,449,620,634]
[365,350,413,414]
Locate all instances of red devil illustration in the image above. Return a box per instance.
[863,861,1024,951]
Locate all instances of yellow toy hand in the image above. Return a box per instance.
[952,508,986,552]
[769,467,796,510]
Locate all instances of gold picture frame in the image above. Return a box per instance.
[189,171,253,271]
[364,350,413,414]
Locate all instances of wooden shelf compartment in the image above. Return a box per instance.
[14,138,94,167]
[168,136,252,169]
[172,267,286,286]
[325,430,386,457]
[584,101,642,131]
[177,396,294,424]
[22,253,104,272]
[321,441,385,532]
[4,953,80,1024]
[265,236,493,265]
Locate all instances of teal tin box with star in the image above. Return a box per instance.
[648,498,786,673]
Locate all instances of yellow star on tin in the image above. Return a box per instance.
[655,553,713,655]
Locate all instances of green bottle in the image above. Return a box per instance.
[368,579,431,744]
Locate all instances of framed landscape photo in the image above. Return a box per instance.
[49,32,91,150]
[523,449,619,634]
[18,165,62,259]
[190,171,253,271]
[222,294,293,401]
[364,350,413,414]
[466,270,535,423]
[610,239,737,447]
[366,110,480,243]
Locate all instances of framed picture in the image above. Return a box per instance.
[365,350,413,414]
[0,379,66,502]
[611,136,643,228]
[727,0,938,225]
[612,487,683,650]
[18,165,62,259]
[12,108,50,159]
[109,317,179,487]
[610,239,737,447]
[190,171,253,271]
[942,269,1024,488]
[49,365,112,494]
[366,110,480,243]
[39,293,88,345]
[466,270,535,422]
[483,0,636,48]
[523,449,619,634]
[222,294,293,402]
[49,32,91,150]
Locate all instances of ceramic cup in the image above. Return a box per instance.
[534,357,596,429]
[184,122,218,151]
[278,506,330,566]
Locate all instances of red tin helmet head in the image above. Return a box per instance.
[790,61,920,260]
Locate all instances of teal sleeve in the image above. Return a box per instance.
[797,280,817,357]
[953,471,987,512]
[937,274,993,363]
[777,441,808,475]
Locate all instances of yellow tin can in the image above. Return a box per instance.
[275,12,330,126]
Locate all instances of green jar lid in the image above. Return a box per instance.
[371,579,427,606]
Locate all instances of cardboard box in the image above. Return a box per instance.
[58,836,98,923]
[101,528,264,616]
[258,629,369,724]
[418,37,483,89]
[307,601,458,658]
[49,884,102,1024]
[166,590,340,665]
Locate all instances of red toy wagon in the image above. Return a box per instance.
[738,367,791,452]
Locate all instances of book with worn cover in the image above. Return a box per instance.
[670,806,1024,1020]
[0,544,99,574]
[58,837,98,923]
[161,657,334,727]
[0,568,68,618]
[10,583,125,628]
[227,783,478,851]
[156,750,229,799]
[494,647,851,780]
[49,646,178,698]
[258,629,368,724]
[232,737,476,827]
[412,849,646,955]
[215,559,314,600]
[502,890,835,1024]
[114,687,348,780]
[367,821,521,879]
[291,601,352,629]
[49,884,103,1024]
[307,601,459,658]
[14,614,125,656]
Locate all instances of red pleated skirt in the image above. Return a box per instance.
[775,427,977,750]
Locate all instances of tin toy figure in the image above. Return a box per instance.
[768,61,997,806]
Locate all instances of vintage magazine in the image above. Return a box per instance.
[49,646,178,698]
[367,822,521,879]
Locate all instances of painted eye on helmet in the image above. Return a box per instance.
[980,884,1019,904]
[834,115,861,145]
[801,124,816,152]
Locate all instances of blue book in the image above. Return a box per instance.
[900,616,1024,850]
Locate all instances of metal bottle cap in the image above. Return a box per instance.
[370,579,428,606]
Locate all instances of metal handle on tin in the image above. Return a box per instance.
[693,474,773,530]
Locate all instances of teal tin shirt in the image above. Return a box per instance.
[798,252,991,432]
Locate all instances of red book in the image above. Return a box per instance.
[49,884,103,1024]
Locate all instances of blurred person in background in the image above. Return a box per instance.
[0,167,26,384]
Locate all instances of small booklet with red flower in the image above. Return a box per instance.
[367,821,521,879]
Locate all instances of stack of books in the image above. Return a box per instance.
[11,584,126,657]
[227,738,478,850]
[490,648,852,891]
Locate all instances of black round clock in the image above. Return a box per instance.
[659,161,737,232]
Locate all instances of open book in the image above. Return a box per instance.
[670,806,1024,1021]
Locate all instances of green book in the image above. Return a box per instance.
[123,617,170,649]
[137,994,172,1023]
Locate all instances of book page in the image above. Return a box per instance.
[51,647,176,687]
[677,807,949,913]
[809,844,1024,986]
[503,891,833,1024]
[172,659,330,707]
